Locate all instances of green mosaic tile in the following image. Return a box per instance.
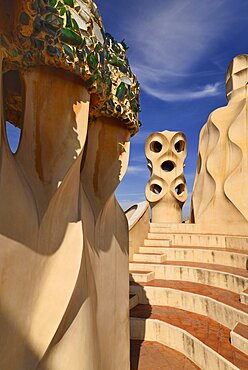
[0,0,141,135]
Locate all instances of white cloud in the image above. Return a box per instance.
[125,0,233,101]
[141,82,222,103]
[118,192,145,197]
[126,165,148,174]
[131,130,153,145]
[130,154,146,163]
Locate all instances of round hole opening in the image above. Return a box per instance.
[5,122,22,154]
[150,184,162,195]
[175,183,185,196]
[3,69,23,154]
[175,140,185,153]
[150,141,162,153]
[161,160,175,172]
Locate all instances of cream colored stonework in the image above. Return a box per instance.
[0,0,143,368]
[145,130,188,223]
[125,201,150,262]
[0,63,131,370]
[191,54,248,235]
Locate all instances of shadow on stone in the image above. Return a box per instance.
[130,282,152,370]
[0,307,48,370]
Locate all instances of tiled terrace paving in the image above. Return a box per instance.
[129,225,248,369]
[131,305,248,369]
[131,280,248,314]
[130,340,200,370]
[130,260,248,278]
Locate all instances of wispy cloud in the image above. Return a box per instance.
[131,130,153,145]
[125,0,234,101]
[130,154,146,163]
[118,192,145,197]
[126,165,148,175]
[141,82,222,103]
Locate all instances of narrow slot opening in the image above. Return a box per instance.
[3,69,23,154]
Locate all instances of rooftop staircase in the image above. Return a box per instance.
[129,223,248,370]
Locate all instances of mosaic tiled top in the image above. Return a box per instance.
[0,0,141,135]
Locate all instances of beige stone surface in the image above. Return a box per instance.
[148,222,248,248]
[145,130,188,223]
[139,246,248,269]
[131,318,239,370]
[133,253,167,263]
[130,284,248,330]
[0,63,131,369]
[129,262,248,293]
[191,54,248,235]
[231,323,248,355]
[125,201,150,262]
[144,238,171,247]
[240,290,248,304]
[129,271,155,283]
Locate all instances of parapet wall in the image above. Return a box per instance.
[125,201,150,262]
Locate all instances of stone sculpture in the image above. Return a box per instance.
[0,1,140,369]
[191,54,248,235]
[145,130,188,223]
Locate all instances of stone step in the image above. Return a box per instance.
[131,305,247,370]
[129,271,155,283]
[148,232,194,239]
[138,246,248,269]
[147,231,230,247]
[147,231,248,250]
[129,262,248,293]
[133,253,167,263]
[149,232,227,248]
[240,288,248,304]
[231,322,248,355]
[144,239,172,247]
[150,223,199,233]
[130,340,200,370]
[130,280,248,329]
[129,294,139,310]
[140,245,248,255]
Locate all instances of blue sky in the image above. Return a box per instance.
[97,0,248,217]
[6,0,248,218]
